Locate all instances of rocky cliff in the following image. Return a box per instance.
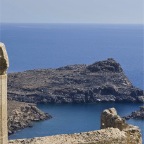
[8,58,144,103]
[9,108,142,144]
[8,100,51,134]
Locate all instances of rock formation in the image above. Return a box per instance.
[0,43,9,75]
[101,108,142,144]
[9,108,142,144]
[0,43,9,144]
[8,58,144,103]
[8,100,51,134]
[101,108,127,130]
[124,106,144,120]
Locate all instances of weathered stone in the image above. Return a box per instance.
[87,58,123,73]
[101,107,127,130]
[7,100,52,134]
[7,58,144,103]
[138,96,144,103]
[0,42,9,144]
[0,43,9,75]
[124,106,144,119]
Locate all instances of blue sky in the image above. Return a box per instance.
[0,0,143,24]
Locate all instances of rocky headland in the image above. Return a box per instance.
[9,108,142,144]
[124,106,144,120]
[8,58,144,103]
[8,100,52,134]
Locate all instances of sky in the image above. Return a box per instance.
[0,0,144,24]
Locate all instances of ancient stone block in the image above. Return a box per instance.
[0,42,9,144]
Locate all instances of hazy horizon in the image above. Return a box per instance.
[0,0,143,24]
[1,23,144,25]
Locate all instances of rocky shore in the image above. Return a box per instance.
[8,100,52,134]
[9,108,142,144]
[124,106,144,120]
[8,58,144,103]
[7,58,144,134]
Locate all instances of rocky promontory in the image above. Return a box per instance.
[124,106,144,120]
[8,100,52,134]
[9,108,142,144]
[8,58,144,103]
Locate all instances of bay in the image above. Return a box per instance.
[0,24,143,141]
[9,103,143,140]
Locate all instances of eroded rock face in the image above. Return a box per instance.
[101,108,127,130]
[8,100,52,134]
[124,106,144,120]
[9,108,142,144]
[138,96,144,103]
[8,58,144,103]
[8,128,128,144]
[101,108,142,144]
[87,58,123,73]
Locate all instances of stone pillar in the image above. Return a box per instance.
[0,43,9,144]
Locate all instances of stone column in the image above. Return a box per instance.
[0,43,9,144]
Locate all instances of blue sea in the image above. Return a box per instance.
[0,24,143,141]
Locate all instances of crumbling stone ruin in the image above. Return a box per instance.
[0,43,9,144]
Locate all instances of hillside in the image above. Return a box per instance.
[8,58,144,103]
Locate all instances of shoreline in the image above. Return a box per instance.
[7,58,144,138]
[9,108,142,144]
[8,59,144,104]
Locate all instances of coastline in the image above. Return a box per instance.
[8,58,144,104]
[7,59,144,139]
[9,108,142,144]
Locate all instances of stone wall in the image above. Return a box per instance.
[9,108,142,144]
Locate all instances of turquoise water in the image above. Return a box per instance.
[1,24,143,141]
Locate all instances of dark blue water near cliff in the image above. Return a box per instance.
[9,103,143,140]
[0,24,143,141]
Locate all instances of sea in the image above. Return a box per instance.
[0,23,143,141]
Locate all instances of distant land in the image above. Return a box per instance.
[7,58,144,140]
[8,58,144,104]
